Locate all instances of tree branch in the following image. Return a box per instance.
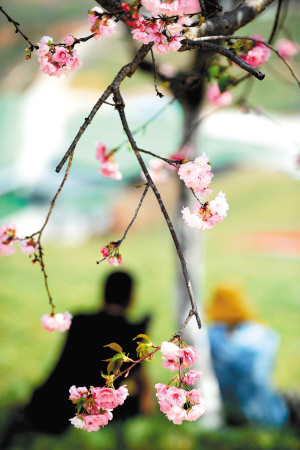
[0,6,38,51]
[113,88,202,329]
[55,43,153,173]
[96,183,150,264]
[184,0,276,39]
[189,35,300,88]
[179,39,265,80]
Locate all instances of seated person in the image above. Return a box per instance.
[1,271,151,448]
[206,284,289,427]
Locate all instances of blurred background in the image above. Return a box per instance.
[0,0,299,449]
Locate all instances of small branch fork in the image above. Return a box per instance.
[150,48,164,98]
[113,88,201,329]
[96,183,150,264]
[55,43,153,173]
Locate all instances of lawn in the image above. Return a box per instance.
[1,169,299,448]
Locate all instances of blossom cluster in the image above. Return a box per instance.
[238,34,271,68]
[88,6,117,41]
[96,142,122,181]
[36,35,82,78]
[178,152,229,231]
[41,311,72,332]
[0,223,39,256]
[69,384,129,431]
[156,341,205,424]
[182,191,229,231]
[101,242,123,266]
[178,152,213,196]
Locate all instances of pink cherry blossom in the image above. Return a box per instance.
[91,387,119,410]
[183,370,203,385]
[177,347,197,366]
[88,6,103,25]
[239,35,271,68]
[37,36,82,78]
[161,341,180,360]
[0,223,17,256]
[64,35,75,46]
[116,385,129,405]
[186,402,206,421]
[209,190,229,216]
[69,385,88,400]
[41,311,72,332]
[187,388,202,404]
[95,141,108,163]
[276,38,299,60]
[166,405,187,424]
[70,415,85,429]
[19,238,39,255]
[101,246,110,257]
[84,414,109,431]
[107,255,122,267]
[100,161,122,180]
[165,387,187,407]
[206,84,232,107]
[162,358,180,372]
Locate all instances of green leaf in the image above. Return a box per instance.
[207,65,220,81]
[134,334,151,342]
[218,74,233,93]
[104,342,123,353]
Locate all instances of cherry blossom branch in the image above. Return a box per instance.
[114,97,176,151]
[150,48,164,98]
[179,40,265,80]
[0,6,38,51]
[55,43,152,173]
[188,35,300,87]
[137,148,180,169]
[113,88,201,329]
[38,246,55,314]
[113,345,162,382]
[25,150,75,311]
[96,182,150,264]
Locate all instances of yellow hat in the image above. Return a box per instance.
[206,284,255,326]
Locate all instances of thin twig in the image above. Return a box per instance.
[114,97,176,151]
[137,148,180,168]
[38,246,55,314]
[268,0,283,44]
[113,88,201,329]
[150,48,164,98]
[55,43,153,173]
[96,183,150,264]
[189,35,300,87]
[0,6,38,50]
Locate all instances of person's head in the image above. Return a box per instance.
[103,271,133,314]
[206,283,255,326]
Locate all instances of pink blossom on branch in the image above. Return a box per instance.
[239,35,271,68]
[276,38,299,60]
[36,36,82,78]
[0,222,18,256]
[88,7,117,41]
[95,142,122,181]
[41,311,72,332]
[19,238,39,255]
[182,191,229,231]
[206,83,232,107]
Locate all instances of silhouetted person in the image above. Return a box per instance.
[1,271,150,447]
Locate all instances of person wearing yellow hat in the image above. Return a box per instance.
[206,283,289,427]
